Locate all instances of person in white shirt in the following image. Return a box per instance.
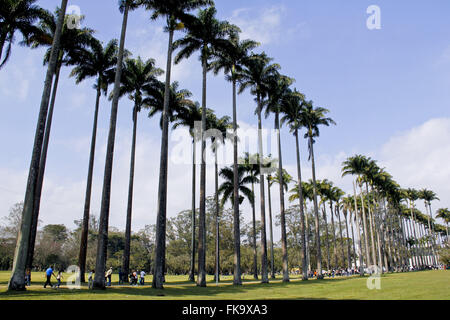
[140,270,146,285]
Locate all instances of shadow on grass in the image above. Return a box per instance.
[0,275,364,300]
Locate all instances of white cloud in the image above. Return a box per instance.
[228,5,310,46]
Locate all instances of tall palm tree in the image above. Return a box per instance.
[116,56,163,282]
[0,0,43,68]
[210,32,258,285]
[342,155,372,268]
[238,52,280,283]
[280,89,308,280]
[332,187,346,269]
[240,152,261,280]
[267,165,291,279]
[301,100,336,278]
[142,0,213,290]
[317,179,332,271]
[341,196,355,270]
[8,0,68,291]
[93,0,143,290]
[208,112,232,283]
[25,8,94,272]
[171,100,201,282]
[70,38,119,282]
[420,189,439,265]
[264,74,294,282]
[173,6,236,287]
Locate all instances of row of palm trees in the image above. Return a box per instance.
[3,0,448,291]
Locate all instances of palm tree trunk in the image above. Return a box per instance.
[231,78,241,285]
[309,135,323,279]
[352,181,364,275]
[8,0,68,291]
[214,150,220,283]
[426,203,437,266]
[294,129,308,281]
[366,184,378,268]
[359,181,371,267]
[256,93,268,283]
[78,84,102,283]
[251,182,258,280]
[26,59,62,271]
[275,112,289,282]
[322,204,331,272]
[267,178,275,279]
[153,26,174,289]
[329,202,338,269]
[0,32,6,65]
[122,105,138,281]
[93,2,128,290]
[189,138,196,282]
[196,57,207,287]
[344,210,352,270]
[336,206,345,270]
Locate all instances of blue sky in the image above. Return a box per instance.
[1,0,450,240]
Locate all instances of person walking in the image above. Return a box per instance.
[140,270,146,286]
[25,268,31,286]
[44,266,56,288]
[105,267,113,287]
[56,271,63,288]
[88,270,94,289]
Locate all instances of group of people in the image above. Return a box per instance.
[118,269,146,286]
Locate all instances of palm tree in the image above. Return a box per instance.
[420,189,439,265]
[218,165,256,211]
[173,6,236,287]
[301,100,336,278]
[142,0,213,290]
[267,167,291,279]
[280,89,308,280]
[264,74,294,282]
[8,0,68,291]
[171,100,201,282]
[405,188,424,267]
[332,187,346,269]
[436,208,450,242]
[342,155,372,268]
[317,179,332,271]
[208,112,232,283]
[210,32,259,285]
[238,52,280,283]
[116,56,163,282]
[341,196,355,270]
[25,8,94,272]
[0,0,43,68]
[70,38,119,283]
[93,0,143,290]
[240,152,261,280]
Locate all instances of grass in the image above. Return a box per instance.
[0,270,448,300]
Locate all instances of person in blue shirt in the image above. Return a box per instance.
[44,266,56,288]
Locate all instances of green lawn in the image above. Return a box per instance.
[0,270,448,300]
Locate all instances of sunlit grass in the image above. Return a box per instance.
[0,270,448,300]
